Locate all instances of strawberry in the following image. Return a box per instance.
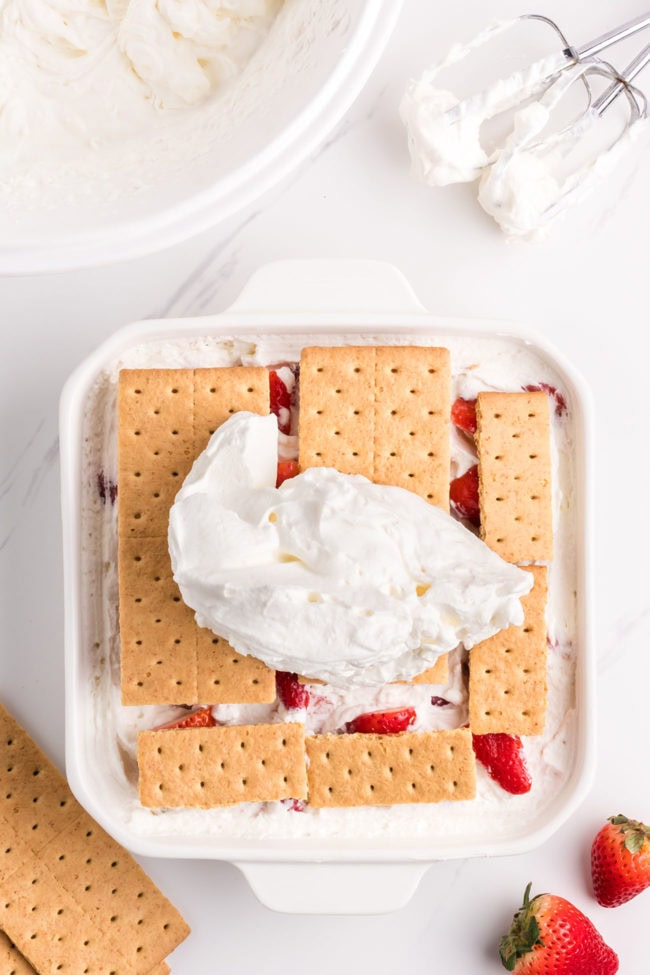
[97,470,117,505]
[154,707,216,731]
[450,464,480,526]
[522,383,567,417]
[345,707,416,735]
[276,671,310,710]
[270,369,292,434]
[276,460,300,487]
[500,883,618,973]
[472,732,532,795]
[451,396,477,435]
[591,814,650,907]
[283,798,306,813]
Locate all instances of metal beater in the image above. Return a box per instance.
[401,12,650,187]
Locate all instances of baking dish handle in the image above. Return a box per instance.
[234,860,429,914]
[228,259,427,316]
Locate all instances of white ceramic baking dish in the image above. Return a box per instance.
[60,260,595,914]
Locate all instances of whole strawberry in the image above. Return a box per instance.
[591,814,650,907]
[499,883,618,974]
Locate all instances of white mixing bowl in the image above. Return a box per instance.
[0,1,401,275]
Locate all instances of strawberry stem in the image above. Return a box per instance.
[499,883,544,971]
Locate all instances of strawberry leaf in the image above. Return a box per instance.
[526,916,540,946]
[624,832,644,854]
[610,814,629,826]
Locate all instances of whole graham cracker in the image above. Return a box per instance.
[469,566,548,735]
[306,727,476,807]
[476,391,552,562]
[138,723,308,808]
[118,367,275,706]
[0,703,189,975]
[299,346,451,508]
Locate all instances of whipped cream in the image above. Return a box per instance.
[478,74,650,240]
[169,411,532,685]
[400,19,564,186]
[401,18,649,238]
[0,0,281,176]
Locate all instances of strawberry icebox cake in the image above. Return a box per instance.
[80,331,578,842]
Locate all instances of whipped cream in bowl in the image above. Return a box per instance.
[0,4,402,272]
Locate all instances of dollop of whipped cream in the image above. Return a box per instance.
[169,412,533,686]
[400,84,489,186]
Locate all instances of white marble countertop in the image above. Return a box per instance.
[1,1,649,971]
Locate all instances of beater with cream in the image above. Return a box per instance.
[401,14,650,238]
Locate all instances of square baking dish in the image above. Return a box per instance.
[60,260,595,913]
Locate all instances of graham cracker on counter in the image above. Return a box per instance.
[138,723,308,808]
[306,727,475,807]
[0,703,189,975]
[118,367,276,706]
[469,565,548,735]
[476,391,553,562]
[299,346,451,509]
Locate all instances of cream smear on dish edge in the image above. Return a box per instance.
[81,332,577,840]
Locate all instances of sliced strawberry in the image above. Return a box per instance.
[276,671,310,710]
[270,369,292,434]
[154,707,217,731]
[345,707,416,735]
[451,397,477,435]
[473,732,532,795]
[276,460,300,487]
[522,382,567,417]
[283,798,306,813]
[450,464,480,526]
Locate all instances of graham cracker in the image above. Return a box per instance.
[0,861,116,975]
[138,723,308,808]
[306,727,476,807]
[299,346,451,508]
[0,703,189,974]
[0,930,36,975]
[469,566,548,735]
[299,653,449,687]
[405,654,449,685]
[476,391,552,562]
[118,367,275,706]
[39,810,189,973]
[0,705,82,857]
